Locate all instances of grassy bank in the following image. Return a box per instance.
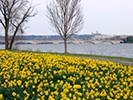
[1,49,133,66]
[49,52,133,62]
[9,49,133,62]
[47,52,133,66]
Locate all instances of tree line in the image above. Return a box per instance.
[122,36,133,43]
[0,0,83,53]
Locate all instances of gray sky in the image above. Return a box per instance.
[26,0,133,35]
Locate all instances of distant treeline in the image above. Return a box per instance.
[122,36,133,43]
[0,34,95,40]
[19,34,95,40]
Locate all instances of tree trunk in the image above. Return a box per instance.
[5,29,9,50]
[64,38,67,53]
[9,37,14,50]
[9,27,19,49]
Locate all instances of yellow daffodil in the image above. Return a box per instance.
[0,94,3,100]
[12,92,16,97]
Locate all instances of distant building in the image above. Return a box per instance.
[91,31,102,36]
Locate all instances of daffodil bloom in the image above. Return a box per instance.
[73,84,81,89]
[17,80,22,86]
[0,94,3,100]
[12,92,17,97]
[0,51,133,99]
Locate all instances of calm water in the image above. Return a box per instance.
[0,43,133,58]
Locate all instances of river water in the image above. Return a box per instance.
[0,43,133,58]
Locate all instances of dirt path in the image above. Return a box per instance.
[65,54,133,66]
[91,57,133,66]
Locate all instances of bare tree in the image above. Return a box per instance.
[0,0,36,50]
[47,0,84,53]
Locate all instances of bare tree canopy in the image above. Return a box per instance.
[47,0,84,53]
[0,0,36,50]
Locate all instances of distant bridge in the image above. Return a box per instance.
[0,39,122,45]
[14,39,84,45]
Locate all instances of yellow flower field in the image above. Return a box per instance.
[0,51,133,100]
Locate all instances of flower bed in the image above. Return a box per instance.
[0,51,133,100]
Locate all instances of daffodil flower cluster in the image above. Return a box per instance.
[0,51,133,100]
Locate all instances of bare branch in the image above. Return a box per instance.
[47,0,84,53]
[0,0,36,49]
[47,0,83,37]
[0,19,5,28]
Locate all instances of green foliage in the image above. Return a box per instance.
[123,36,133,43]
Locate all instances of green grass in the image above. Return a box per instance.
[2,49,133,62]
[48,52,133,62]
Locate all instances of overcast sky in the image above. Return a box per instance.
[26,0,133,35]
